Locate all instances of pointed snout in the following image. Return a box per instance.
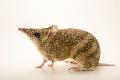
[18,28,28,32]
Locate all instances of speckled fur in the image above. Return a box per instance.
[19,25,100,70]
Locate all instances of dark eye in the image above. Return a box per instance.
[34,32,40,38]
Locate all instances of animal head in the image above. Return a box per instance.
[18,25,58,44]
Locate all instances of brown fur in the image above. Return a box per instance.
[18,25,100,71]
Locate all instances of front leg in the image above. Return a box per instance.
[47,60,54,67]
[36,59,47,68]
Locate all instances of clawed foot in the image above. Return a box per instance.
[36,65,43,68]
[68,67,95,71]
[47,61,54,67]
[47,64,53,67]
[68,67,81,71]
[36,59,47,68]
[36,59,54,68]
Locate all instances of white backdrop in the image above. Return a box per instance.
[0,0,120,80]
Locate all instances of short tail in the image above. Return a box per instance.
[97,63,115,66]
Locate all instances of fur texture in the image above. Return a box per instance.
[18,25,100,71]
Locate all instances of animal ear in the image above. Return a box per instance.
[48,25,58,36]
[48,25,58,32]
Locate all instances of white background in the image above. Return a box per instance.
[0,0,120,80]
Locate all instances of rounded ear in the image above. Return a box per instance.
[48,25,58,36]
[48,25,58,32]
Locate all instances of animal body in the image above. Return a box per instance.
[18,25,111,71]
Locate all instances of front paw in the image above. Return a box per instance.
[35,65,43,68]
[47,61,54,67]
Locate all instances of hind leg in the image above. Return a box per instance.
[69,54,96,71]
[68,62,95,71]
